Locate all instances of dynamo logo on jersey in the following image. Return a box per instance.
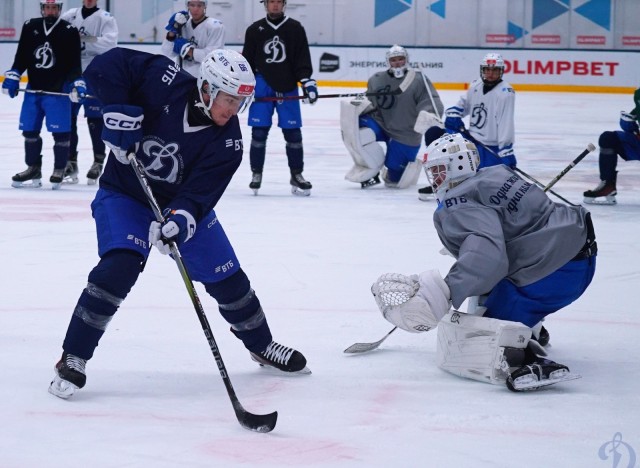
[263,36,286,64]
[35,42,55,69]
[140,139,181,184]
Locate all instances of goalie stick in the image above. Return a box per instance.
[127,151,278,433]
[254,88,402,102]
[344,327,397,354]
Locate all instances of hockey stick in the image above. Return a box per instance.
[459,130,576,206]
[344,327,397,354]
[254,88,402,102]
[544,143,596,191]
[17,88,96,99]
[127,151,278,433]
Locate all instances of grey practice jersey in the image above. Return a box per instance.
[434,165,591,309]
[366,69,443,146]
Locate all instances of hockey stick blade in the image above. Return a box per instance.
[254,88,401,102]
[234,402,278,433]
[344,327,397,354]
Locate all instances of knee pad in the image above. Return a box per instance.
[52,132,71,145]
[598,131,619,152]
[282,128,302,144]
[22,131,41,141]
[88,249,145,299]
[204,268,251,305]
[251,126,270,144]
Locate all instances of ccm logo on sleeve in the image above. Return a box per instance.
[104,113,143,131]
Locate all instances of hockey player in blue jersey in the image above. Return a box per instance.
[49,47,310,399]
[583,87,640,205]
[372,133,596,391]
[2,0,85,189]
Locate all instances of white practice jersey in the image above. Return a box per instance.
[161,17,225,77]
[60,8,118,71]
[450,79,515,149]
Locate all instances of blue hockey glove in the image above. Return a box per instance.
[165,10,188,34]
[149,208,197,255]
[2,69,21,98]
[102,104,144,164]
[620,111,639,134]
[69,78,87,103]
[173,37,193,60]
[300,78,318,104]
[444,106,465,132]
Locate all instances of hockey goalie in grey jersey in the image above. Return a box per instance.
[341,45,443,189]
[371,133,597,391]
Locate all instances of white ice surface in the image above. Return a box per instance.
[1,88,639,468]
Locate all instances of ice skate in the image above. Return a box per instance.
[583,180,616,205]
[250,341,311,374]
[249,171,262,195]
[418,185,434,201]
[48,352,87,399]
[506,357,580,392]
[86,153,105,185]
[50,168,65,190]
[360,174,381,189]
[11,165,42,188]
[63,160,79,184]
[290,171,312,196]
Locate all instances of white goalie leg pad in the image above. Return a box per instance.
[436,311,532,385]
[341,100,385,182]
[395,159,422,188]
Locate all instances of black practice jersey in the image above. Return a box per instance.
[10,17,82,92]
[242,16,313,92]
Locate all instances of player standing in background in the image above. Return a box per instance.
[373,133,596,391]
[342,45,444,189]
[161,0,225,77]
[583,87,640,205]
[48,47,309,399]
[242,0,318,196]
[61,0,118,185]
[418,53,516,200]
[2,0,85,190]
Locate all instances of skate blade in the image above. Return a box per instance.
[48,375,79,399]
[291,187,311,197]
[251,188,259,196]
[510,372,581,391]
[583,197,616,205]
[51,182,62,190]
[250,355,312,375]
[87,178,98,186]
[11,179,43,189]
[63,176,79,185]
[418,194,433,202]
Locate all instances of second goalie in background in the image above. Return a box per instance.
[342,44,444,190]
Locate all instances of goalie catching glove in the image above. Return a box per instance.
[149,208,197,255]
[372,270,451,333]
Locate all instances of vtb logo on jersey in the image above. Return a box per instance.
[471,103,488,129]
[35,42,55,69]
[264,36,286,64]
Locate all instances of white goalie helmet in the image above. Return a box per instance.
[386,44,409,79]
[422,133,480,198]
[480,53,505,83]
[197,49,256,113]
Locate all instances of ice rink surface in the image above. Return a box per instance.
[0,87,639,468]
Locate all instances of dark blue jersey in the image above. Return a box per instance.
[11,17,82,92]
[84,47,245,222]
